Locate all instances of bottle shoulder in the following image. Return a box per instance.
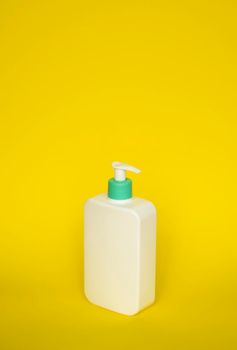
[85,193,156,220]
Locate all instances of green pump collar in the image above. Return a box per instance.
[108,178,132,200]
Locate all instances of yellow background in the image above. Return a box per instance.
[0,0,237,349]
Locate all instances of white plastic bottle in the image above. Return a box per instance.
[84,162,157,315]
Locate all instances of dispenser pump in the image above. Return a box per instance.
[108,162,141,200]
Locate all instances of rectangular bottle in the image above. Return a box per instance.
[84,162,157,316]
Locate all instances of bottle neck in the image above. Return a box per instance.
[107,197,133,205]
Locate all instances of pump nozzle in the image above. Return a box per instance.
[112,162,141,181]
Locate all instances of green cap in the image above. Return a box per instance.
[108,162,141,200]
[108,178,132,200]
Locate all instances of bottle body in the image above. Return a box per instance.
[84,194,157,316]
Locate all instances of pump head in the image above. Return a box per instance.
[112,162,141,181]
[108,161,141,200]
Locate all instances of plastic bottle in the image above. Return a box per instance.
[84,162,157,315]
